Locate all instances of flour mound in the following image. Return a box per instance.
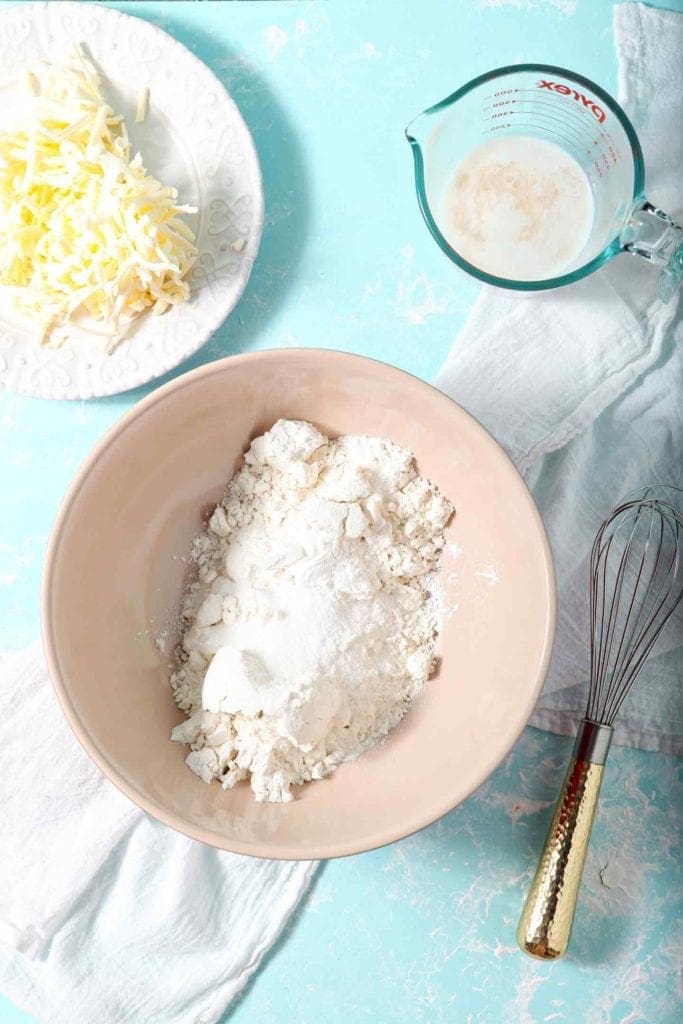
[170,419,454,803]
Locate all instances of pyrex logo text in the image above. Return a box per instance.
[537,80,606,124]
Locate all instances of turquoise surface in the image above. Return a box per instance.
[1,2,681,1022]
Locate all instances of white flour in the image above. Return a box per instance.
[170,420,454,802]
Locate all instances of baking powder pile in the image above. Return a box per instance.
[170,420,454,802]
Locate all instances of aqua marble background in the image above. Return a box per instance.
[0,2,681,1023]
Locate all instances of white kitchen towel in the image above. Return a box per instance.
[0,644,316,1024]
[436,3,683,753]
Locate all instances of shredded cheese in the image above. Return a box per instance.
[0,47,197,351]
[135,86,149,124]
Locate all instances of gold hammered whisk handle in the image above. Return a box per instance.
[517,719,613,960]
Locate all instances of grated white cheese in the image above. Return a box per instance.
[0,47,197,351]
[135,85,150,124]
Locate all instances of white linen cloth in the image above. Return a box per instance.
[436,3,683,753]
[0,644,316,1024]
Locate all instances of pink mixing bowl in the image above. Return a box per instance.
[42,350,555,858]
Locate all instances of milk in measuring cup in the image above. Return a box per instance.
[441,136,594,281]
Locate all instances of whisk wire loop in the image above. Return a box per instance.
[587,493,682,727]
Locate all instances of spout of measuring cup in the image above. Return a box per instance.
[405,104,465,270]
[405,110,432,148]
[621,200,683,302]
[405,110,437,238]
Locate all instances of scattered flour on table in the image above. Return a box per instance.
[170,419,454,803]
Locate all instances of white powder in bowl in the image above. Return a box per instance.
[170,419,454,802]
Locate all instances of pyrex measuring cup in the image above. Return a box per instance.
[406,64,682,300]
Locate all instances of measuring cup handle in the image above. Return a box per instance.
[621,200,683,302]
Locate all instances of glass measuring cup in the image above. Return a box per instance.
[406,64,682,300]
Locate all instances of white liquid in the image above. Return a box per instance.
[441,136,594,281]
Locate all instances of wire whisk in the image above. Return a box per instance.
[587,490,682,726]
[517,486,683,960]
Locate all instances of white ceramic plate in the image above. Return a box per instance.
[0,1,263,399]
